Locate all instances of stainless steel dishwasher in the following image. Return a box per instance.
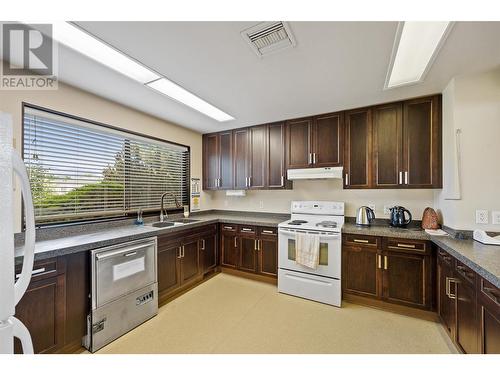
[84,237,158,352]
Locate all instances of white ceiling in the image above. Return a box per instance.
[11,22,500,133]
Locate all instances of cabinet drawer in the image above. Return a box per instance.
[343,234,380,248]
[15,258,60,283]
[437,248,454,266]
[479,278,500,315]
[258,227,278,237]
[455,261,476,286]
[239,225,257,236]
[221,223,238,233]
[384,238,429,254]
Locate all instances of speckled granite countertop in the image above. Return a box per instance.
[14,211,288,264]
[14,210,499,288]
[342,222,430,240]
[431,236,500,288]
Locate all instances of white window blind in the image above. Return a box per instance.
[23,106,189,225]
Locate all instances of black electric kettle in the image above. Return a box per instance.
[389,206,412,227]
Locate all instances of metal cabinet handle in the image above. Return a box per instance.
[447,277,458,299]
[15,267,48,279]
[201,239,205,250]
[254,239,258,251]
[177,246,182,259]
[405,171,408,185]
[182,245,185,258]
[353,239,369,243]
[377,255,382,269]
[262,230,274,234]
[384,256,388,270]
[313,153,316,164]
[399,171,403,185]
[345,173,349,186]
[397,243,416,249]
[281,175,284,186]
[223,226,233,230]
[241,228,253,232]
[234,237,237,248]
[308,153,312,165]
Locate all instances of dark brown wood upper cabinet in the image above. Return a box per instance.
[233,128,250,189]
[219,131,233,190]
[373,103,403,188]
[267,122,287,188]
[249,125,267,189]
[344,108,372,188]
[313,112,343,167]
[203,133,219,190]
[286,117,313,169]
[403,95,442,188]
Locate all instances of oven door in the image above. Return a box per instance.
[92,238,157,309]
[278,228,341,279]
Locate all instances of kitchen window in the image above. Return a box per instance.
[22,104,190,226]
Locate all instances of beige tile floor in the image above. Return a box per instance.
[94,273,456,354]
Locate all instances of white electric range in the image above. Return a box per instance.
[277,201,344,307]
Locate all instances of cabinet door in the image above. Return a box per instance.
[455,276,479,353]
[259,237,278,277]
[157,244,181,296]
[267,122,286,188]
[478,279,500,354]
[203,133,219,190]
[437,251,456,337]
[233,128,250,189]
[342,245,379,298]
[249,125,267,189]
[373,103,403,187]
[344,109,372,188]
[239,237,258,272]
[219,131,233,189]
[221,233,239,268]
[403,95,442,188]
[312,112,343,167]
[286,118,312,169]
[201,233,217,274]
[180,239,200,285]
[382,251,430,309]
[14,275,65,354]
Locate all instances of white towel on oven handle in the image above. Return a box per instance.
[295,232,320,269]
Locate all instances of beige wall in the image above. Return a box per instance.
[434,67,500,231]
[0,81,210,233]
[206,179,435,220]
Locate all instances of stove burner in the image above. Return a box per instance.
[316,221,338,228]
[288,220,308,225]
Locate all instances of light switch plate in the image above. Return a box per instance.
[492,211,500,225]
[476,210,489,224]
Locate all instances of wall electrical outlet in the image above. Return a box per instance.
[492,211,500,225]
[383,205,392,215]
[259,201,264,209]
[476,210,489,224]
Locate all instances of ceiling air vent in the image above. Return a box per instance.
[241,22,296,57]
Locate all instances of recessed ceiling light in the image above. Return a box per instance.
[385,21,453,89]
[50,21,160,83]
[147,78,234,122]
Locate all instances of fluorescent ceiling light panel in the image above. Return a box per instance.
[147,78,234,122]
[386,21,452,88]
[50,21,160,83]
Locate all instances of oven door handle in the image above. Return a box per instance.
[95,242,153,261]
[278,229,341,240]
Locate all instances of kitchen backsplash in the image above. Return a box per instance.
[205,179,435,220]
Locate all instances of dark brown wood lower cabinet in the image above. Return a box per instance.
[180,238,201,285]
[14,264,66,354]
[221,231,239,268]
[201,233,217,274]
[382,250,430,309]
[239,237,258,272]
[259,237,278,277]
[157,240,182,298]
[455,273,479,354]
[437,250,455,337]
[342,245,379,298]
[478,278,500,354]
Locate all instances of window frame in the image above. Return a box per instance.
[21,102,190,228]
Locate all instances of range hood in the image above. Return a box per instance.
[287,167,343,180]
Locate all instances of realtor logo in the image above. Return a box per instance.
[1,23,58,90]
